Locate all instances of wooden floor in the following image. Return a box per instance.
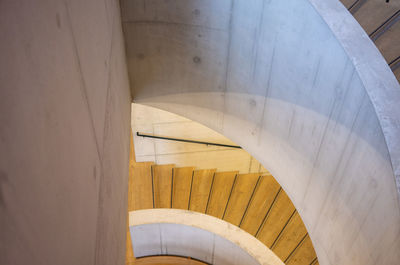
[127,160,318,265]
[126,134,136,265]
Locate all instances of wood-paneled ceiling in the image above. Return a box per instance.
[340,0,400,81]
[127,162,318,265]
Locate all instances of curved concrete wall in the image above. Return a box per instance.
[132,224,261,265]
[129,209,284,265]
[121,0,400,264]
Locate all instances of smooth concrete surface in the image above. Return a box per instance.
[131,103,267,173]
[122,0,400,264]
[129,209,285,265]
[0,1,131,265]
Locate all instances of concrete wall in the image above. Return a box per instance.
[122,0,400,264]
[133,223,262,265]
[0,1,131,265]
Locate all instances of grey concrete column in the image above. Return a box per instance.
[0,1,131,265]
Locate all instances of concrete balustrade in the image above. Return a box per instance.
[129,209,284,265]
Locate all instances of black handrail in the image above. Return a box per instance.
[136,132,242,149]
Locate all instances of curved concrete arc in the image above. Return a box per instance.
[129,209,284,265]
[308,0,400,199]
[122,0,400,264]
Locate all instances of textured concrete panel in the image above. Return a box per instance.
[131,224,162,257]
[160,224,214,262]
[94,5,132,265]
[120,0,231,30]
[213,234,260,265]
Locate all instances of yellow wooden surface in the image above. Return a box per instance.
[256,189,296,247]
[128,131,135,211]
[286,235,317,265]
[223,173,260,226]
[131,162,154,210]
[271,211,308,262]
[127,157,319,265]
[189,169,215,213]
[240,174,281,235]
[206,171,237,218]
[127,131,136,265]
[172,167,195,209]
[134,256,208,265]
[153,164,175,208]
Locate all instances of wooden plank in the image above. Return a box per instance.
[339,0,355,9]
[256,188,296,247]
[126,131,136,265]
[352,0,399,34]
[129,129,136,164]
[189,169,216,213]
[153,164,174,208]
[134,256,208,265]
[128,132,135,212]
[285,234,317,265]
[206,171,237,219]
[240,174,281,235]
[131,162,154,210]
[375,17,400,64]
[271,211,308,262]
[126,217,135,265]
[172,167,195,209]
[223,173,260,226]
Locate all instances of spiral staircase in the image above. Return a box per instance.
[126,159,318,265]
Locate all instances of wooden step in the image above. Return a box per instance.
[129,163,318,264]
